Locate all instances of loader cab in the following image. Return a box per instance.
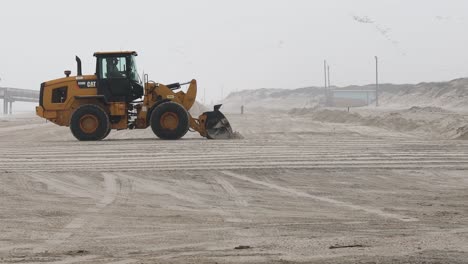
[94,51,143,102]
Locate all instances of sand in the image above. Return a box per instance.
[0,110,467,263]
[289,106,468,140]
[220,78,468,114]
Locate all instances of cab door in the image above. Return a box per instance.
[97,56,132,102]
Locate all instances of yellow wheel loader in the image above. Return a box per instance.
[36,51,233,141]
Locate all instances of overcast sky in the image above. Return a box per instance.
[1,0,467,104]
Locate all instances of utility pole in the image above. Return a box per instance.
[0,77,3,115]
[324,60,328,106]
[327,65,331,88]
[2,98,7,115]
[375,56,379,107]
[324,60,328,89]
[0,78,3,115]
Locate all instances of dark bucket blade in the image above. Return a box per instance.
[205,105,233,139]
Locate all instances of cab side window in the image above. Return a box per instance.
[51,87,67,103]
[100,57,127,79]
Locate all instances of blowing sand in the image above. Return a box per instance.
[290,106,468,140]
[0,110,467,263]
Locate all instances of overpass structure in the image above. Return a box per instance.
[326,89,377,107]
[0,87,39,115]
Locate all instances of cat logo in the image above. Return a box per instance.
[77,80,97,88]
[86,81,96,88]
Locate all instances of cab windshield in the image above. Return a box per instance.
[98,54,141,83]
[129,55,141,83]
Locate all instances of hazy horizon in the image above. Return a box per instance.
[1,0,467,106]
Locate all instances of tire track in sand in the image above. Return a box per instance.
[32,173,118,253]
[221,170,419,222]
[28,173,99,200]
[212,176,251,223]
[214,176,248,207]
[0,123,50,133]
[116,172,249,223]
[115,172,204,205]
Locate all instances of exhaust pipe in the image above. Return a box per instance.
[75,56,82,76]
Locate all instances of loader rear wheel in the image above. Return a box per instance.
[101,126,111,140]
[150,102,189,140]
[70,104,110,141]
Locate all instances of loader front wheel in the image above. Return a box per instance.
[150,102,189,140]
[70,104,110,141]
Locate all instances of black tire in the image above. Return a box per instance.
[70,104,110,141]
[101,126,111,140]
[150,102,189,140]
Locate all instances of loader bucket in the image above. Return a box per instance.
[204,104,233,139]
